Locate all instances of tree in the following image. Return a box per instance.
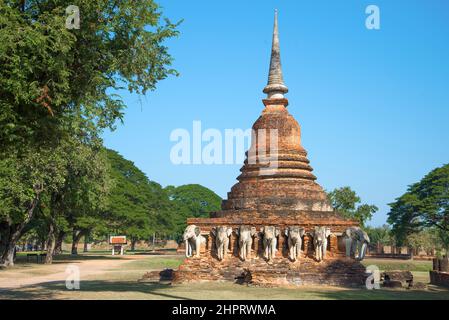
[104,149,170,250]
[0,0,180,266]
[406,229,441,257]
[327,186,378,227]
[165,184,222,239]
[0,144,67,266]
[364,224,393,247]
[388,164,449,251]
[54,141,111,258]
[1,1,181,149]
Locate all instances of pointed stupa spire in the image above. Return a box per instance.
[263,9,288,99]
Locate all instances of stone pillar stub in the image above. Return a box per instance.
[330,234,338,254]
[277,233,285,257]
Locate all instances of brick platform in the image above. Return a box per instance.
[174,254,366,287]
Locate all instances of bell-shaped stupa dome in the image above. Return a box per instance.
[218,10,333,215]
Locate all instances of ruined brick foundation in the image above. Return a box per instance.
[174,254,366,287]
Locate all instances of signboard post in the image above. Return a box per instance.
[109,236,127,256]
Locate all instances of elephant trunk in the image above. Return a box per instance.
[185,239,190,257]
[216,242,223,260]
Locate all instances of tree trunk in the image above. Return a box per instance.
[71,229,84,255]
[131,238,137,251]
[152,232,156,252]
[0,196,40,267]
[44,223,56,264]
[1,242,16,267]
[54,231,66,255]
[1,224,24,267]
[0,223,11,261]
[83,233,89,252]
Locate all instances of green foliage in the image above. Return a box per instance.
[0,0,180,264]
[166,184,222,218]
[327,186,378,226]
[0,0,180,148]
[165,184,222,238]
[0,143,68,224]
[104,149,170,243]
[56,141,111,235]
[103,152,222,242]
[406,229,441,253]
[364,224,393,246]
[388,164,449,248]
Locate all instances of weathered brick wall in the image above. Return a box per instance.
[429,271,449,288]
[174,254,367,287]
[432,258,449,272]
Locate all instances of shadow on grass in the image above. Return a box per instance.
[0,280,191,300]
[303,286,449,300]
[15,254,121,263]
[53,255,121,261]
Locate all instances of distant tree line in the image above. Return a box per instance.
[15,148,221,256]
[328,163,449,257]
[387,163,449,256]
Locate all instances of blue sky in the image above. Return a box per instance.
[102,0,449,227]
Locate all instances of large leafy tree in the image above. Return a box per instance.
[0,0,180,266]
[104,149,170,250]
[364,224,393,246]
[1,0,180,147]
[388,164,449,250]
[165,184,222,239]
[327,186,378,227]
[0,143,68,265]
[406,229,442,256]
[52,140,111,258]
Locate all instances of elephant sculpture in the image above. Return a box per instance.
[311,226,331,262]
[211,226,232,261]
[285,226,305,261]
[182,225,205,258]
[261,226,280,261]
[344,227,370,261]
[235,225,256,261]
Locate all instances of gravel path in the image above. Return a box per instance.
[0,255,144,289]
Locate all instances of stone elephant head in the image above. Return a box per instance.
[261,226,280,261]
[285,226,305,261]
[235,225,256,261]
[310,226,331,262]
[182,225,205,258]
[211,226,232,261]
[344,227,370,260]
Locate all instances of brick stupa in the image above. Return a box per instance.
[174,11,366,286]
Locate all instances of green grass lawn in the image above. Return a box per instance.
[362,258,432,272]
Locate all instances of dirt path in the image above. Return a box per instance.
[0,255,145,289]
